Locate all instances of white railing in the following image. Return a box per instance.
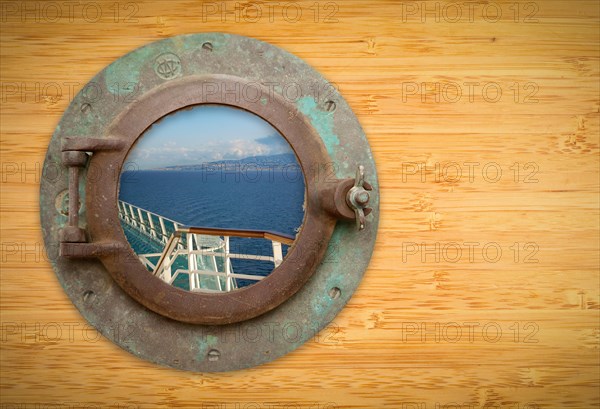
[118,200,294,292]
[118,200,180,245]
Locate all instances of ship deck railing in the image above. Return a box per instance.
[118,200,295,292]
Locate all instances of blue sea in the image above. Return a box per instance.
[118,169,305,287]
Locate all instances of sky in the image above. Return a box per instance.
[126,105,293,169]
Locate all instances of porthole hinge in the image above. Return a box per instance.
[59,137,126,257]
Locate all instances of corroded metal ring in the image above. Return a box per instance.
[40,33,379,372]
[90,75,336,325]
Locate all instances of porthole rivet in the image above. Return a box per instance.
[207,349,220,362]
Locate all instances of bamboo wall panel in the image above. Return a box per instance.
[1,1,599,408]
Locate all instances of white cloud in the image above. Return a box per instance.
[127,133,293,169]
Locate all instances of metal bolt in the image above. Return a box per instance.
[324,100,336,112]
[355,190,370,206]
[207,349,220,361]
[202,42,213,51]
[83,290,96,304]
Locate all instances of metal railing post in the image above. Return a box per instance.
[137,207,147,234]
[272,241,283,267]
[224,236,232,292]
[128,204,137,227]
[159,216,167,243]
[147,211,156,239]
[187,233,197,291]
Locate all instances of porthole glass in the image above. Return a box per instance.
[118,105,305,292]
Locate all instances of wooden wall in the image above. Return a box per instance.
[1,1,598,408]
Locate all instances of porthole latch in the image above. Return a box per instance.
[320,164,375,230]
[346,165,373,230]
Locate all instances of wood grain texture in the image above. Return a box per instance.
[1,1,598,408]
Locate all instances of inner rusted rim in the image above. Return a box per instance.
[86,75,337,325]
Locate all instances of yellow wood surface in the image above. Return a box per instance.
[1,1,599,408]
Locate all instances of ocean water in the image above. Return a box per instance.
[118,169,305,287]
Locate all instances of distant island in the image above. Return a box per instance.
[151,153,299,171]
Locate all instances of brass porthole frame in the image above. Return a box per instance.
[40,33,379,371]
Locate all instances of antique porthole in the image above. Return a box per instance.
[40,33,379,372]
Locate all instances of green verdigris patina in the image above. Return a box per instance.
[297,96,340,161]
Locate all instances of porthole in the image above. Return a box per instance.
[40,33,378,372]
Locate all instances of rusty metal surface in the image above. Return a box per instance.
[40,33,379,372]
